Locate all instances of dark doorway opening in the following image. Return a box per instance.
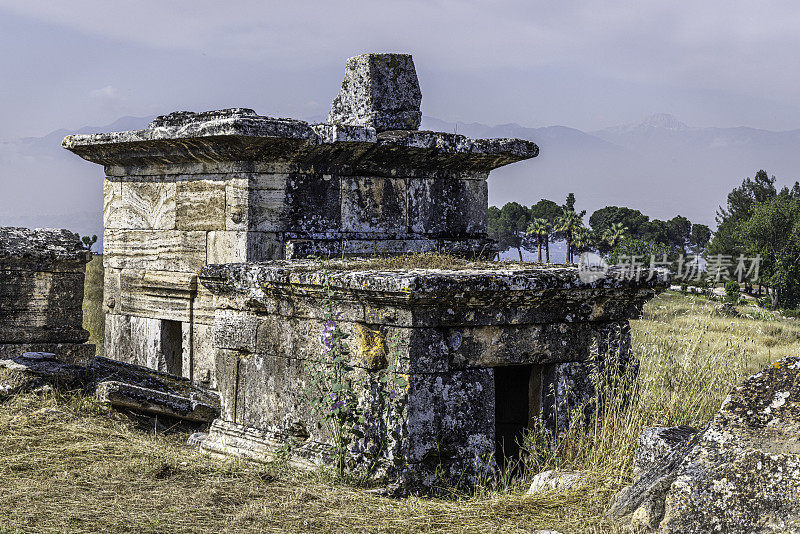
[494,364,542,464]
[160,319,183,376]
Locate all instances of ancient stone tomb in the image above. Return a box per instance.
[63,53,664,490]
[0,227,94,364]
[199,260,663,489]
[62,53,535,391]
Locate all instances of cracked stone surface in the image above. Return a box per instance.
[610,356,800,533]
[328,53,422,132]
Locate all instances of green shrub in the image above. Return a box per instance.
[725,280,741,303]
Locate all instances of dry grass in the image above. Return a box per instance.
[4,288,800,533]
[293,252,556,272]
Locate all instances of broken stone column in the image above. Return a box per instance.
[199,260,666,492]
[0,227,94,364]
[61,53,537,384]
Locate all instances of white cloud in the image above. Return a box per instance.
[89,85,118,101]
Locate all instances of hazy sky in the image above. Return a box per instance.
[3,1,800,138]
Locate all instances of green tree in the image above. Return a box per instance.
[572,226,593,256]
[526,218,551,263]
[742,194,800,308]
[488,202,531,261]
[73,233,97,252]
[589,206,649,253]
[602,222,627,250]
[689,224,711,253]
[709,170,777,257]
[556,208,583,264]
[606,238,672,266]
[529,199,561,262]
[666,215,692,252]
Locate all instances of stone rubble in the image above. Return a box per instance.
[0,352,220,424]
[526,470,588,494]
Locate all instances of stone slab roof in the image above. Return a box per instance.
[199,260,668,325]
[62,108,538,173]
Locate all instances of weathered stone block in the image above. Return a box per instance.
[0,343,95,366]
[104,313,133,365]
[285,174,340,232]
[225,174,289,232]
[633,425,698,479]
[340,177,407,233]
[0,227,93,364]
[104,229,206,272]
[119,181,177,229]
[206,231,283,264]
[117,269,196,323]
[91,356,220,422]
[328,53,422,132]
[183,322,216,388]
[103,178,124,228]
[176,178,225,231]
[407,178,488,236]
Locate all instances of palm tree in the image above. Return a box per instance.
[572,226,592,256]
[526,218,550,263]
[556,208,583,264]
[602,222,627,251]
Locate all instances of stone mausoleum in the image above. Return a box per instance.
[64,53,665,490]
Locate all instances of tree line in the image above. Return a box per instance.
[488,193,711,263]
[708,170,800,309]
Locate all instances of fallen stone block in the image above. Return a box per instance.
[0,352,89,396]
[609,356,800,533]
[90,357,220,423]
[95,381,217,423]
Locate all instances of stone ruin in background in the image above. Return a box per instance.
[64,53,666,491]
[0,228,94,364]
[0,226,220,421]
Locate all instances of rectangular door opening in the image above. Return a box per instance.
[160,319,183,376]
[494,364,542,465]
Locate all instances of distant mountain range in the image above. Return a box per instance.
[2,112,799,247]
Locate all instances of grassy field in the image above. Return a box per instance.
[1,279,798,532]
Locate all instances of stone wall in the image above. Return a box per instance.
[198,260,665,491]
[0,227,94,364]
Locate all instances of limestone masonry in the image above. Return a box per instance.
[0,227,94,364]
[62,52,538,390]
[199,260,664,489]
[63,53,664,491]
